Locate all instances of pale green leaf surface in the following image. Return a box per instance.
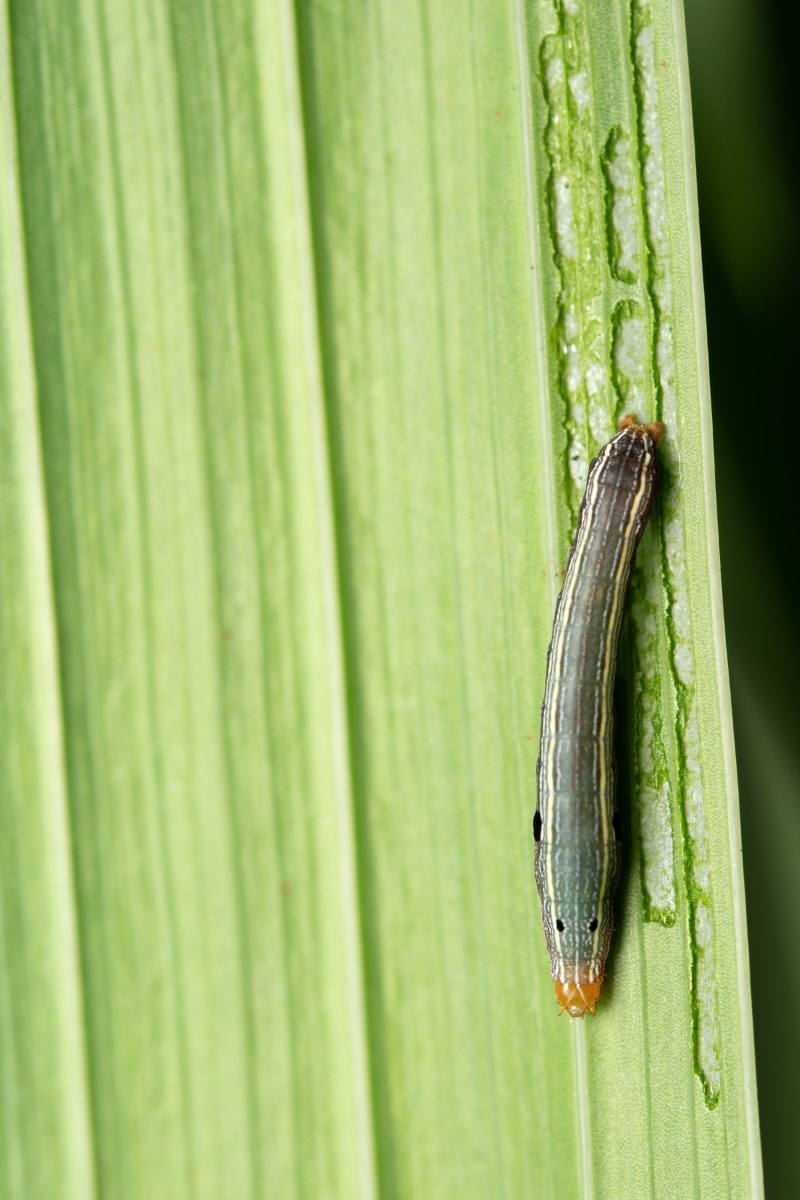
[1,17,95,1199]
[1,0,761,1198]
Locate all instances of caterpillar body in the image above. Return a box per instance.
[534,416,663,1016]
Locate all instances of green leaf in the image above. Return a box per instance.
[1,0,762,1197]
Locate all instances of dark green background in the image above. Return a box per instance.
[686,0,799,1190]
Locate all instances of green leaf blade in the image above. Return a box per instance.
[1,0,762,1196]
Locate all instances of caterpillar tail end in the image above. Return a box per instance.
[555,979,602,1018]
[618,412,664,445]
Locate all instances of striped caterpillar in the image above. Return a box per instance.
[534,416,663,1016]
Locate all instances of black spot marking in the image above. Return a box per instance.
[533,811,542,842]
[556,918,565,932]
[588,918,598,932]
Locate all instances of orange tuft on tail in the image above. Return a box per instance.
[617,413,664,445]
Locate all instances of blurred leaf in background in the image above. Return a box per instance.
[685,0,800,1191]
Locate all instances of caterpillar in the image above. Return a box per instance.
[533,415,663,1016]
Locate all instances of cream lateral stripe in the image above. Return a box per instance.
[533,418,662,1017]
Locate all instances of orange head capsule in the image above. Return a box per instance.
[555,979,602,1018]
